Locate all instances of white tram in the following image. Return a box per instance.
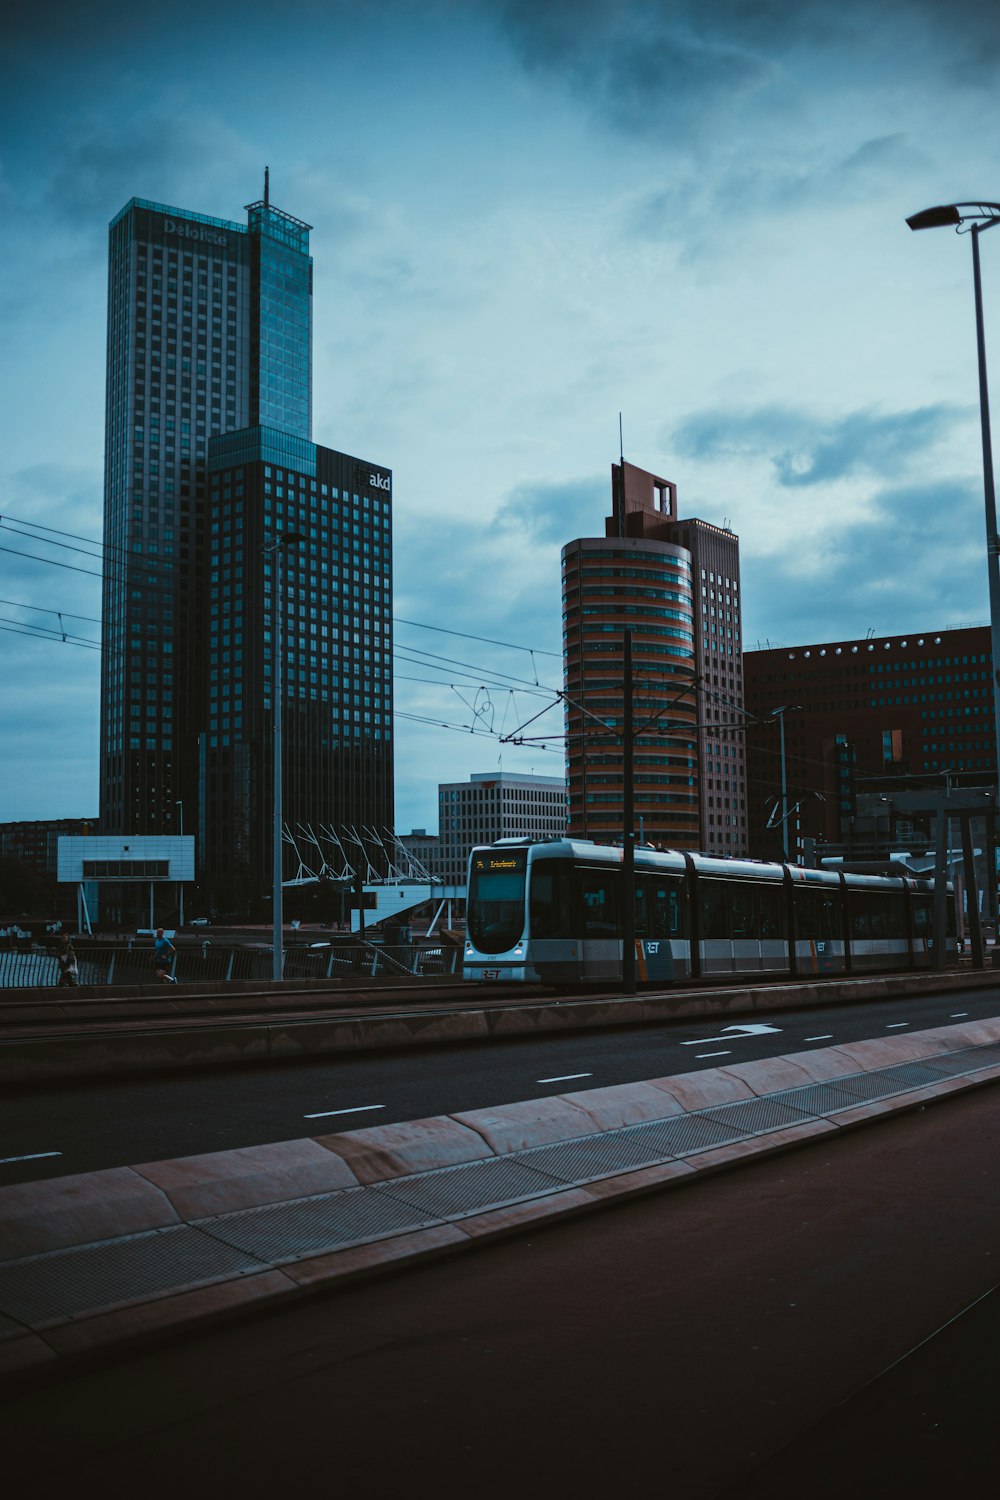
[463,838,956,985]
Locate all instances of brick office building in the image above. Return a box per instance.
[743,625,995,860]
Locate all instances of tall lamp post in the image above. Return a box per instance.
[175,800,184,928]
[770,705,802,862]
[907,203,1000,918]
[264,531,305,981]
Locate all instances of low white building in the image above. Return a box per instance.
[437,772,567,888]
[57,835,196,933]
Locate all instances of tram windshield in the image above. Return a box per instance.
[468,849,528,954]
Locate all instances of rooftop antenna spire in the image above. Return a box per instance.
[616,412,626,537]
[264,165,270,208]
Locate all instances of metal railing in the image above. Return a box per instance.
[0,942,460,990]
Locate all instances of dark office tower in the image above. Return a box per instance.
[100,189,314,843]
[201,433,393,903]
[99,184,393,908]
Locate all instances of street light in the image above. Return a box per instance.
[175,800,184,928]
[264,531,306,981]
[907,201,1000,810]
[770,705,802,861]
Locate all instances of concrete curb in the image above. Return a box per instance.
[3,1017,1000,1387]
[2,967,999,1083]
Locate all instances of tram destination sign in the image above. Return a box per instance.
[473,851,527,874]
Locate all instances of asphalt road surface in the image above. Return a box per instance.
[4,981,1000,1184]
[3,1084,999,1497]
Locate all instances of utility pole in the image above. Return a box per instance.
[622,629,636,995]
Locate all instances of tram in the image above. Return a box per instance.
[463,838,956,985]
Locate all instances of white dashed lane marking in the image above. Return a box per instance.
[537,1072,593,1084]
[303,1105,385,1120]
[695,1051,732,1059]
[0,1151,62,1165]
[886,1022,909,1029]
[804,1035,834,1042]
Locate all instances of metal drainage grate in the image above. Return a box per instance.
[622,1112,747,1159]
[955,1042,1000,1067]
[0,1225,264,1327]
[875,1060,960,1089]
[921,1048,997,1078]
[698,1096,816,1138]
[517,1131,676,1185]
[200,1186,436,1263]
[380,1156,563,1221]
[769,1081,869,1116]
[835,1063,952,1101]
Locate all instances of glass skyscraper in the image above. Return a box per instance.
[100,185,393,907]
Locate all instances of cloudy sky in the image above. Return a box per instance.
[2,0,1000,833]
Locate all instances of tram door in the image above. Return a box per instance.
[699,879,734,976]
[578,867,621,981]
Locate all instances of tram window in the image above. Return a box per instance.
[634,881,649,937]
[529,860,572,939]
[757,885,785,939]
[796,887,840,941]
[700,880,729,939]
[912,896,932,936]
[580,871,618,937]
[648,880,682,938]
[848,893,869,940]
[730,884,753,938]
[634,878,683,938]
[886,893,907,938]
[818,892,839,940]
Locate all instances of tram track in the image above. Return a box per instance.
[0,964,989,1037]
[0,965,993,1058]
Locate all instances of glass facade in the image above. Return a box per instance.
[100,190,392,905]
[245,202,312,439]
[100,200,252,842]
[200,434,393,895]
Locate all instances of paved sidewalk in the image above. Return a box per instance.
[3,1015,1000,1387]
[3,1079,1000,1497]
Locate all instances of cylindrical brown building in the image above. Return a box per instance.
[561,533,699,847]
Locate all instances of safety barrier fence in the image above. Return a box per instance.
[0,943,459,990]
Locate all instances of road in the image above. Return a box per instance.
[3,1083,998,1496]
[3,980,999,1184]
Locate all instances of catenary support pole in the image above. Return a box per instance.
[622,629,636,996]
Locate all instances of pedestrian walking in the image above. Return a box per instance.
[154,927,177,983]
[56,934,79,988]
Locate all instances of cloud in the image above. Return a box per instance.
[742,477,985,645]
[496,0,782,146]
[773,406,963,486]
[671,402,966,486]
[493,473,609,544]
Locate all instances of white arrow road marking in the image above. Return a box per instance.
[680,1023,783,1046]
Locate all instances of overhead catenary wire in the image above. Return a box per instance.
[1,508,853,791]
